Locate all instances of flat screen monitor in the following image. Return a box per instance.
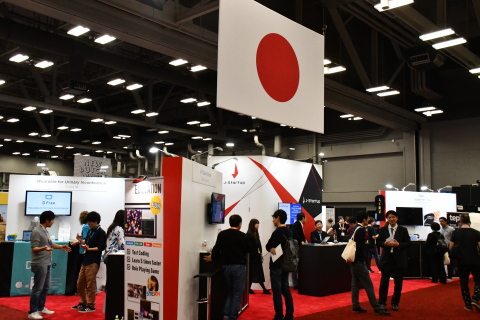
[278,203,302,225]
[208,193,225,224]
[396,207,423,226]
[125,207,157,238]
[25,191,72,216]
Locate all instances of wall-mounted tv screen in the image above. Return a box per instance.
[396,207,423,226]
[278,203,302,225]
[208,193,225,224]
[25,191,72,216]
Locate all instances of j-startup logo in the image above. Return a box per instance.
[224,163,245,185]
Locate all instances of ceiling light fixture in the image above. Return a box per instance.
[4,138,11,141]
[9,54,29,63]
[38,149,50,153]
[324,66,346,74]
[92,141,101,145]
[0,80,5,85]
[181,97,197,103]
[340,114,354,118]
[145,112,158,117]
[192,136,203,139]
[226,142,235,147]
[22,153,30,156]
[377,90,400,97]
[366,85,390,92]
[199,123,211,127]
[91,118,104,122]
[65,146,74,149]
[154,141,164,144]
[374,0,414,12]
[29,132,39,136]
[107,78,125,86]
[197,101,211,107]
[40,109,53,114]
[203,138,212,141]
[55,145,63,148]
[105,121,116,125]
[432,37,466,50]
[94,34,116,44]
[190,65,207,72]
[437,185,452,192]
[59,94,74,100]
[95,150,103,153]
[41,134,51,138]
[158,130,169,134]
[187,120,200,125]
[37,161,46,167]
[16,140,24,143]
[70,128,82,132]
[51,155,58,158]
[34,60,54,69]
[402,182,415,191]
[57,126,69,130]
[67,26,90,36]
[23,106,36,111]
[469,67,480,74]
[415,106,436,112]
[323,59,331,65]
[353,117,363,120]
[7,118,19,122]
[169,59,188,66]
[12,152,20,155]
[419,28,455,41]
[421,186,434,192]
[126,83,143,90]
[165,142,174,146]
[385,183,399,191]
[131,109,145,114]
[423,109,443,116]
[77,97,92,103]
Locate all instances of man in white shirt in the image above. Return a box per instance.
[439,217,455,281]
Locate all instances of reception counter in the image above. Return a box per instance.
[0,241,68,297]
[298,244,351,297]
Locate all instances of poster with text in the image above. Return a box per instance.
[124,178,163,320]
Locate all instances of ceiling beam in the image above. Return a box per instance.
[176,0,219,24]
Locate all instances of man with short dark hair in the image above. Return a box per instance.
[266,209,295,320]
[291,212,306,289]
[204,214,252,320]
[28,211,71,320]
[72,211,106,313]
[449,213,480,311]
[377,210,411,311]
[310,220,329,244]
[439,217,455,281]
[349,211,390,316]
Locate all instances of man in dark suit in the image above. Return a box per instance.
[310,220,330,244]
[291,212,306,289]
[377,210,411,311]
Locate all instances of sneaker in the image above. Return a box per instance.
[71,303,84,309]
[40,308,54,315]
[464,305,473,311]
[472,300,480,311]
[79,306,96,313]
[28,312,43,320]
[447,278,452,282]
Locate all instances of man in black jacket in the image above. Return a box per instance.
[291,212,305,289]
[204,214,253,320]
[377,210,411,311]
[266,209,294,320]
[310,220,330,244]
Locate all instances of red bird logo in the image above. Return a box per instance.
[232,163,239,178]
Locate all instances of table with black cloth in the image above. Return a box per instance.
[298,244,352,297]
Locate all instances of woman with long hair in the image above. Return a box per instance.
[103,210,125,264]
[246,218,270,294]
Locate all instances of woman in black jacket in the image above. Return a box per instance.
[425,222,447,284]
[246,219,270,294]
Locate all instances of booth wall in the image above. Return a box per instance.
[5,175,125,239]
[0,155,73,176]
[207,156,323,289]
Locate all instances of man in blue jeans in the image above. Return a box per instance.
[266,209,294,320]
[204,214,253,320]
[28,210,71,320]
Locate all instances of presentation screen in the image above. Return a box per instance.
[278,203,302,225]
[25,191,72,216]
[396,207,423,226]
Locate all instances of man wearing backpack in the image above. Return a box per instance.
[266,209,295,320]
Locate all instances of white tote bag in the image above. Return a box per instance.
[341,226,362,263]
[443,252,450,265]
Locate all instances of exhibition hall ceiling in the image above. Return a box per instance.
[0,0,479,162]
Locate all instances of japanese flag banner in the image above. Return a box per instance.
[217,0,325,134]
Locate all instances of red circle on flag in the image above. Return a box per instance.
[256,33,300,102]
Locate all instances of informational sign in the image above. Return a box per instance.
[124,178,163,320]
[279,203,302,225]
[446,212,461,227]
[74,155,112,177]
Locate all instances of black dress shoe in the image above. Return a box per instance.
[391,304,399,311]
[263,290,271,294]
[374,308,391,316]
[352,307,367,313]
[249,289,255,294]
